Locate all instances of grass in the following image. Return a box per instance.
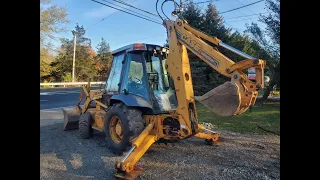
[271,91,280,97]
[257,90,280,97]
[196,102,280,135]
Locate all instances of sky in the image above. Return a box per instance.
[51,0,268,52]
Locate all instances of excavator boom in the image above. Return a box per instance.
[164,19,265,116]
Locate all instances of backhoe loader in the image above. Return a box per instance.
[63,2,266,179]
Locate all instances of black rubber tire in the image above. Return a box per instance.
[105,103,145,155]
[79,112,93,139]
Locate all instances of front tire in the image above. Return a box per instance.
[79,112,93,139]
[105,103,145,155]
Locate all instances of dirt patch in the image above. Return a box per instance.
[40,116,280,180]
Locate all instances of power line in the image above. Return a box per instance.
[187,0,252,21]
[112,0,159,17]
[226,16,259,23]
[197,0,220,4]
[109,36,152,47]
[100,0,160,21]
[230,0,256,21]
[224,12,268,20]
[235,0,255,14]
[50,0,156,45]
[182,0,218,5]
[85,16,112,31]
[180,0,206,13]
[195,0,212,4]
[230,6,254,21]
[224,22,245,32]
[90,0,162,25]
[220,0,264,14]
[85,0,138,31]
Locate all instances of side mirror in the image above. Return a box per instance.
[122,89,129,95]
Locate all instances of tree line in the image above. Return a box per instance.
[40,0,112,83]
[175,0,279,100]
[40,0,279,101]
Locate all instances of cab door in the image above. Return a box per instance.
[120,52,150,102]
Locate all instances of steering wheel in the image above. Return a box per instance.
[129,76,142,84]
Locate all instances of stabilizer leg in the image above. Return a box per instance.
[194,124,220,144]
[114,123,157,179]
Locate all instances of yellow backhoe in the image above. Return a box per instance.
[63,1,266,179]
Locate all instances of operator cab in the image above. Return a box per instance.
[104,43,178,114]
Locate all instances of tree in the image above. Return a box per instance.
[40,0,69,82]
[40,0,69,48]
[226,31,268,62]
[200,3,231,42]
[51,24,97,82]
[163,0,203,48]
[163,1,274,98]
[163,39,169,48]
[179,2,232,95]
[95,38,113,81]
[40,49,54,81]
[180,0,203,29]
[246,0,280,101]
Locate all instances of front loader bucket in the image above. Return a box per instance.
[194,81,241,117]
[62,107,81,131]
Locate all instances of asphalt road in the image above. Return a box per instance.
[40,87,280,110]
[40,87,100,110]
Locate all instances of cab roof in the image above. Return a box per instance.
[111,43,168,55]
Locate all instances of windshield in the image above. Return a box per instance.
[144,51,178,112]
[122,52,149,101]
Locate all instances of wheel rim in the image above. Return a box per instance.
[109,116,123,144]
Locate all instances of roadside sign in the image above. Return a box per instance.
[248,74,256,80]
[248,67,256,80]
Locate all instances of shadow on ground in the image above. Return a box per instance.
[40,122,117,180]
[40,122,280,180]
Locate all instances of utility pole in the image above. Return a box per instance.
[72,30,76,82]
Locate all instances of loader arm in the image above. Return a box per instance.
[164,19,265,119]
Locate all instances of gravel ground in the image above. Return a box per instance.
[40,110,280,180]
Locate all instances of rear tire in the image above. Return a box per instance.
[79,112,93,139]
[105,103,145,155]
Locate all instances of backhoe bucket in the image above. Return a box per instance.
[194,81,241,117]
[62,107,81,131]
